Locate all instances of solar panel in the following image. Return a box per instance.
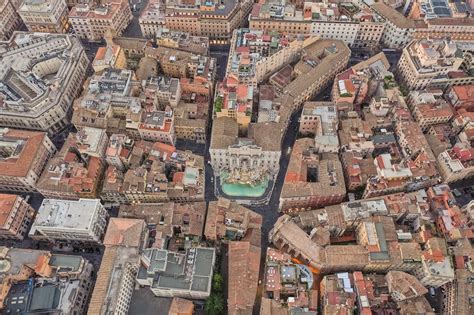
[433,7,451,16]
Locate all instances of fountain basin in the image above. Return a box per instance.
[219,171,269,198]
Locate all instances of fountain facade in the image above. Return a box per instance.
[211,140,279,199]
[209,117,281,202]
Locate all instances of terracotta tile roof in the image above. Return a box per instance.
[455,255,465,270]
[152,142,176,160]
[119,147,130,158]
[451,85,474,101]
[168,297,194,315]
[250,4,261,17]
[87,247,117,315]
[152,142,176,152]
[172,172,184,183]
[0,130,47,178]
[94,47,107,61]
[235,46,250,54]
[428,17,474,26]
[228,241,261,315]
[0,194,18,226]
[337,68,355,81]
[103,218,146,247]
[236,84,248,100]
[448,71,467,79]
[372,2,416,28]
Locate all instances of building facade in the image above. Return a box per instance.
[225,29,312,86]
[138,110,176,145]
[0,32,89,134]
[138,0,165,37]
[412,18,474,43]
[371,2,415,49]
[163,0,253,44]
[279,138,346,213]
[174,106,207,144]
[69,0,133,41]
[0,0,22,41]
[397,39,474,90]
[0,194,35,240]
[413,256,455,288]
[18,0,70,33]
[437,148,474,183]
[0,129,55,192]
[299,102,339,153]
[249,0,384,49]
[209,117,281,182]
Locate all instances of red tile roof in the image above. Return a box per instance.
[455,255,465,269]
[0,130,47,178]
[0,194,18,226]
[173,172,184,183]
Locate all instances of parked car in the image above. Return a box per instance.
[429,287,436,297]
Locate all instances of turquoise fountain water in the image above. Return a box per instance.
[220,171,269,197]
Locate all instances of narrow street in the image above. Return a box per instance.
[349,48,402,68]
[210,45,230,81]
[122,0,149,38]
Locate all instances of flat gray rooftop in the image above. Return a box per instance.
[29,285,60,311]
[194,248,214,276]
[148,249,167,272]
[33,198,101,230]
[164,253,185,276]
[157,275,191,290]
[129,288,172,315]
[145,247,215,294]
[49,254,82,271]
[191,275,210,292]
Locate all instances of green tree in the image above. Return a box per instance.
[214,96,223,112]
[399,85,409,96]
[212,273,224,293]
[205,294,225,315]
[352,184,367,200]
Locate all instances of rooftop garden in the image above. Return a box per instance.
[214,95,223,112]
[383,75,398,89]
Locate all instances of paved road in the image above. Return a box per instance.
[122,0,149,38]
[349,48,402,69]
[203,112,217,203]
[450,179,474,207]
[425,287,443,313]
[23,192,44,211]
[175,139,205,155]
[81,40,105,62]
[210,45,230,81]
[383,50,403,69]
